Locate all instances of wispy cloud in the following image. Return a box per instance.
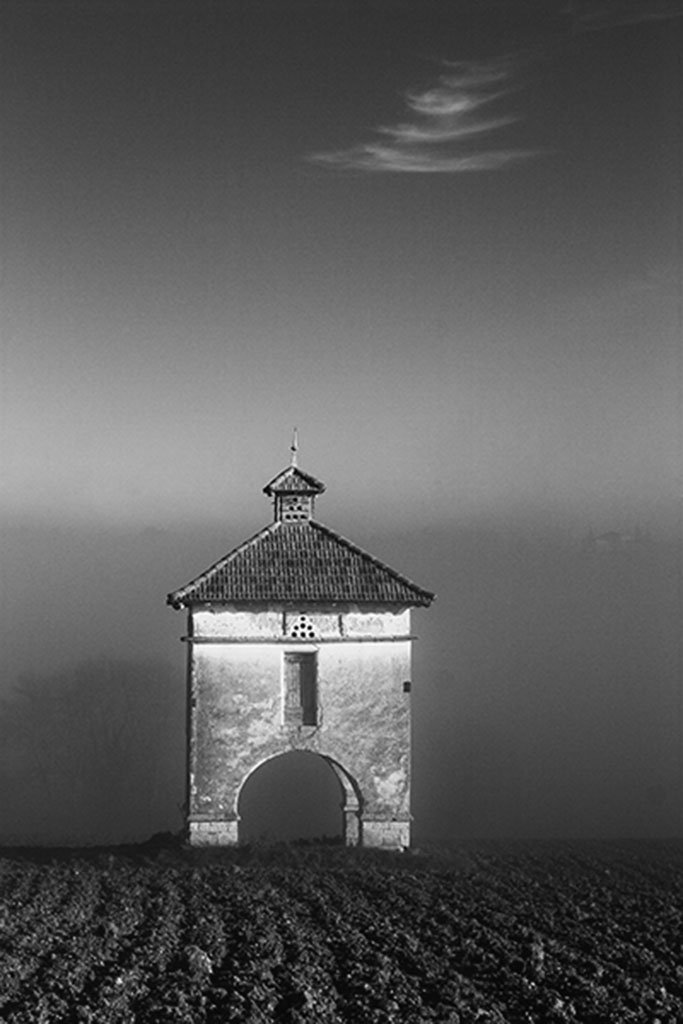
[309,57,538,174]
[569,0,683,32]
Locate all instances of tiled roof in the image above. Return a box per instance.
[263,466,326,495]
[167,520,434,608]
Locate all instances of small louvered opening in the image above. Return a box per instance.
[277,494,313,522]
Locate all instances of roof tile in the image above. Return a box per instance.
[167,520,434,608]
[263,466,326,496]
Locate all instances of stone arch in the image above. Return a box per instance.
[322,756,364,846]
[234,750,363,846]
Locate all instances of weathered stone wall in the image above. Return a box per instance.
[193,609,282,637]
[344,610,409,637]
[187,609,413,846]
[191,607,410,640]
[284,611,340,637]
[189,645,282,820]
[362,820,411,849]
[315,642,411,820]
[188,819,239,846]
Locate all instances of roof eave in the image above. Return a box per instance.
[168,592,435,609]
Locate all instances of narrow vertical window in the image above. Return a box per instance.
[283,652,318,726]
[299,655,317,725]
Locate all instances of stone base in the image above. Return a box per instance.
[361,819,410,850]
[188,819,239,846]
[187,816,409,850]
[343,806,361,846]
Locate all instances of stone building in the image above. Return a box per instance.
[167,452,434,848]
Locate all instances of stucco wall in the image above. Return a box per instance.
[193,610,282,637]
[191,607,410,639]
[187,609,413,842]
[344,610,409,637]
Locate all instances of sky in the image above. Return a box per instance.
[0,0,681,843]
[1,0,681,532]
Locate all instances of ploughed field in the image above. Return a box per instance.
[0,841,681,1023]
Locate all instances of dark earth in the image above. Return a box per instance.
[0,838,681,1023]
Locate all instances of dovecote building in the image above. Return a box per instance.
[167,452,434,848]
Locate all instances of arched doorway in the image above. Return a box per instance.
[237,751,346,844]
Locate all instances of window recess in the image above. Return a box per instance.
[283,652,318,726]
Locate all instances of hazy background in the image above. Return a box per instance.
[1,0,681,843]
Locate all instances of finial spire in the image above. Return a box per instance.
[290,427,299,467]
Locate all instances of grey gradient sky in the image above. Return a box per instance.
[1,0,680,534]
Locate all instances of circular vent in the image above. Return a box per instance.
[290,615,317,640]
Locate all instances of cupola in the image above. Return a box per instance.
[263,465,326,522]
[262,430,325,523]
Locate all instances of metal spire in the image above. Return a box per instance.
[290,427,299,467]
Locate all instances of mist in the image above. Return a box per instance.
[1,508,679,846]
[409,521,681,841]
